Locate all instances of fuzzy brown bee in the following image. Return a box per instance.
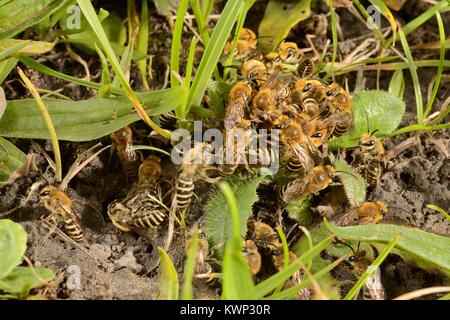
[185,230,218,286]
[348,248,386,300]
[297,57,314,79]
[224,80,253,130]
[242,240,262,276]
[39,185,84,242]
[224,28,258,60]
[353,132,385,186]
[241,59,268,88]
[107,156,167,231]
[111,126,141,177]
[174,143,220,213]
[279,165,337,202]
[323,82,353,137]
[248,220,281,252]
[291,79,326,118]
[336,201,388,226]
[276,42,304,65]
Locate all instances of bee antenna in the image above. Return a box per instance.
[274,37,288,52]
[334,238,356,254]
[335,170,358,180]
[364,110,371,134]
[222,64,241,70]
[371,129,379,136]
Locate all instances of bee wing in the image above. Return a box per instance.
[363,267,386,300]
[57,201,81,221]
[224,102,245,130]
[290,143,314,173]
[282,175,312,202]
[335,208,358,226]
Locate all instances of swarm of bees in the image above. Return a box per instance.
[13,27,391,300]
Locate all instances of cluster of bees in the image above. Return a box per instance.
[28,28,389,299]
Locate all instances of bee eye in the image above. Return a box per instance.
[326,90,334,96]
[274,57,281,62]
[287,49,294,58]
[312,132,322,138]
[303,83,312,92]
[40,191,51,196]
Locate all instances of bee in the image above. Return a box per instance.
[242,240,262,276]
[323,83,353,137]
[248,220,281,252]
[297,57,314,79]
[353,131,385,186]
[224,80,253,130]
[174,143,220,213]
[279,121,322,175]
[185,230,218,286]
[336,201,388,226]
[218,128,254,176]
[279,165,337,202]
[111,126,141,177]
[107,156,167,231]
[277,42,304,65]
[224,28,258,60]
[39,185,84,242]
[348,247,386,300]
[291,79,326,118]
[241,59,268,88]
[272,250,311,300]
[159,111,177,129]
[251,77,290,122]
[264,52,283,75]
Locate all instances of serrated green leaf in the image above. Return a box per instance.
[0,137,26,184]
[0,86,182,141]
[325,221,450,273]
[205,175,265,257]
[258,0,312,52]
[0,0,72,39]
[156,247,179,300]
[284,197,313,225]
[334,160,366,207]
[329,90,406,150]
[0,219,27,279]
[222,237,257,300]
[0,266,54,298]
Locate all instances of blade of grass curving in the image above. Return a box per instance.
[0,58,17,84]
[326,0,338,79]
[18,55,124,95]
[201,0,214,22]
[299,226,314,270]
[344,235,400,300]
[170,0,189,88]
[190,0,209,45]
[427,204,450,222]
[220,182,240,238]
[353,0,385,44]
[266,256,345,300]
[181,226,199,300]
[0,40,30,61]
[17,67,61,182]
[188,0,246,108]
[156,247,179,300]
[273,226,290,294]
[398,25,423,124]
[390,123,450,136]
[368,0,397,44]
[76,0,170,138]
[388,69,405,99]
[130,145,171,157]
[423,12,445,119]
[137,0,149,90]
[395,287,450,300]
[255,235,334,297]
[385,0,449,47]
[178,36,198,118]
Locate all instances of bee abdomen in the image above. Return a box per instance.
[218,163,238,176]
[298,58,314,78]
[159,111,177,128]
[117,152,140,177]
[363,160,381,186]
[63,218,84,242]
[176,176,195,210]
[130,208,167,229]
[287,156,305,174]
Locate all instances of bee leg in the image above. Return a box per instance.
[109,215,131,232]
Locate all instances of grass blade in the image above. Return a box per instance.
[17,67,62,182]
[137,0,150,90]
[188,0,246,108]
[398,25,424,124]
[156,247,179,300]
[423,12,445,119]
[170,0,189,87]
[181,226,198,300]
[76,0,170,138]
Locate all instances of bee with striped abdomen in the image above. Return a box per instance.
[352,130,385,186]
[336,201,388,226]
[39,185,84,242]
[242,240,262,277]
[276,42,304,65]
[224,28,258,60]
[107,156,167,232]
[224,80,253,130]
[241,59,268,88]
